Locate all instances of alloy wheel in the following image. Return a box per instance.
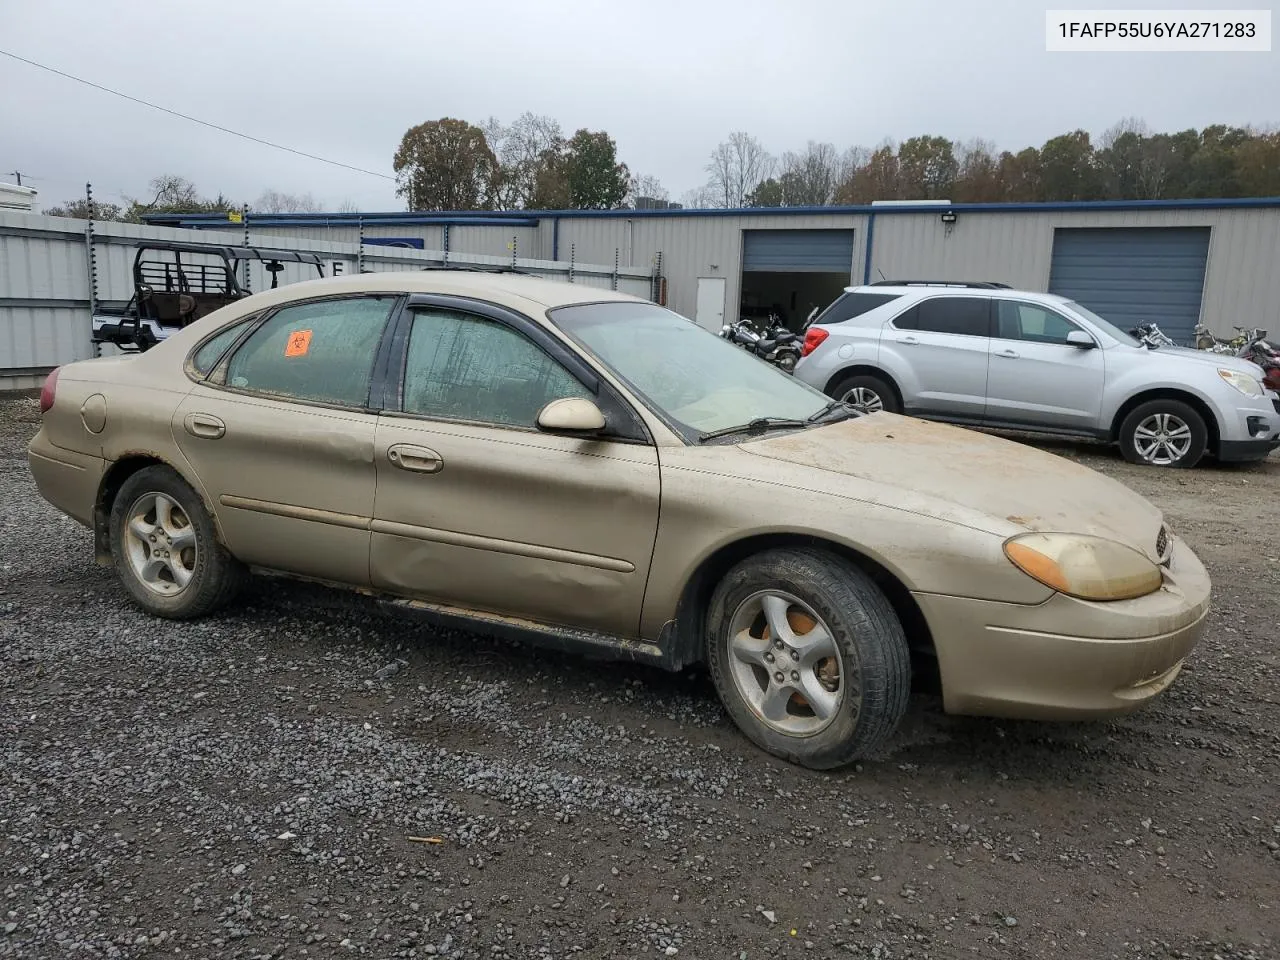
[123,492,198,596]
[1133,412,1193,465]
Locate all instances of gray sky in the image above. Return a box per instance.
[2,0,1276,211]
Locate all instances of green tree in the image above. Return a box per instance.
[562,129,630,209]
[897,135,958,198]
[1038,131,1100,200]
[1233,131,1280,196]
[44,198,125,221]
[997,148,1041,201]
[393,118,497,211]
[745,177,785,207]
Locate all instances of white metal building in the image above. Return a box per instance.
[150,198,1280,345]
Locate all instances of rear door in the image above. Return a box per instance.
[880,295,991,419]
[985,299,1106,433]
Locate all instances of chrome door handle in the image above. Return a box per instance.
[996,348,1020,359]
[184,413,225,439]
[900,336,919,345]
[388,443,443,474]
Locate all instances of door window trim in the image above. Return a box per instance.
[887,295,994,338]
[383,293,652,445]
[202,293,406,414]
[183,312,262,383]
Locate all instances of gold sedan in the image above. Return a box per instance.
[28,273,1211,768]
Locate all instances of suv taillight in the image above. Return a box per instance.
[802,327,829,358]
[39,367,60,414]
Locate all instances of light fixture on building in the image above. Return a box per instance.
[940,211,958,224]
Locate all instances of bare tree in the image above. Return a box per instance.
[706,132,775,208]
[627,172,669,205]
[484,112,565,209]
[254,189,323,213]
[336,198,361,213]
[681,184,719,209]
[777,141,841,205]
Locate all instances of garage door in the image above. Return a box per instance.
[742,230,856,273]
[1047,227,1210,345]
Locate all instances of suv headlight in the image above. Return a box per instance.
[1218,368,1264,397]
[1004,533,1162,601]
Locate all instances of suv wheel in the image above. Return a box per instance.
[830,373,900,414]
[706,548,911,769]
[1118,400,1208,468]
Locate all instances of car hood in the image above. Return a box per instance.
[739,414,1165,555]
[1141,344,1264,376]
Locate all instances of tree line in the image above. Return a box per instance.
[41,116,1280,220]
[692,119,1280,208]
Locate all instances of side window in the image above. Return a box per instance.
[816,292,902,325]
[402,309,592,428]
[223,296,396,406]
[915,297,991,337]
[191,318,253,377]
[891,305,919,330]
[996,301,1081,344]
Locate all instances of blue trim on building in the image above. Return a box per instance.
[862,212,876,285]
[142,195,1280,230]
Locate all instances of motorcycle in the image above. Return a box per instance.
[720,316,802,373]
[1130,322,1178,348]
[1236,330,1280,393]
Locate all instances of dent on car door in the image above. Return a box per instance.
[985,300,1106,432]
[172,295,400,585]
[882,296,991,418]
[370,300,661,638]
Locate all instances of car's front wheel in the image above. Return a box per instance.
[1118,400,1208,468]
[109,465,245,618]
[829,373,900,414]
[706,549,911,769]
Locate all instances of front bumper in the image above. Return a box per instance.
[1215,392,1279,461]
[914,537,1211,720]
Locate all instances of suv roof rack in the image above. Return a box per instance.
[868,280,1012,289]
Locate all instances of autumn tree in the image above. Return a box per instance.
[776,142,842,205]
[953,139,1002,202]
[393,118,498,211]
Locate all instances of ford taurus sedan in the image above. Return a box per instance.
[28,272,1211,769]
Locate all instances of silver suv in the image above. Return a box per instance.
[794,281,1280,467]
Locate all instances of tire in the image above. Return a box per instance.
[1118,399,1208,468]
[706,548,911,770]
[829,373,900,414]
[108,465,245,618]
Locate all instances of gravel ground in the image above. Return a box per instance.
[2,394,1277,960]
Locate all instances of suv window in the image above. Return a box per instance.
[402,308,591,428]
[897,297,990,337]
[223,296,396,406]
[996,301,1081,344]
[815,292,902,325]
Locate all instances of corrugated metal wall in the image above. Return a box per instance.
[557,212,869,324]
[0,213,651,389]
[869,208,1280,330]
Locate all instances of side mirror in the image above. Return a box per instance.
[536,397,606,435]
[1066,330,1097,349]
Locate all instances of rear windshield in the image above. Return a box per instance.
[813,292,902,326]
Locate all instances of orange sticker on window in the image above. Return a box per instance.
[284,329,313,357]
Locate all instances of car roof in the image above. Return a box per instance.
[230,270,643,314]
[843,284,1074,305]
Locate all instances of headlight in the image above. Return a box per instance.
[1218,368,1264,397]
[1003,533,1163,601]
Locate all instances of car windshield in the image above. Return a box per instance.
[550,301,831,437]
[1064,301,1143,347]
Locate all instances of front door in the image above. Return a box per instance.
[172,294,400,585]
[881,295,991,419]
[695,277,727,330]
[985,299,1106,432]
[370,301,661,638]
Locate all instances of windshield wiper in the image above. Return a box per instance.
[805,400,860,424]
[698,417,810,442]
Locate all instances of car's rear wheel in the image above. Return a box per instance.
[1118,400,1207,468]
[109,465,245,618]
[829,373,899,414]
[706,548,911,769]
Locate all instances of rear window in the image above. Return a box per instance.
[813,292,901,326]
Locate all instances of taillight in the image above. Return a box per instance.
[39,367,60,414]
[802,326,829,358]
